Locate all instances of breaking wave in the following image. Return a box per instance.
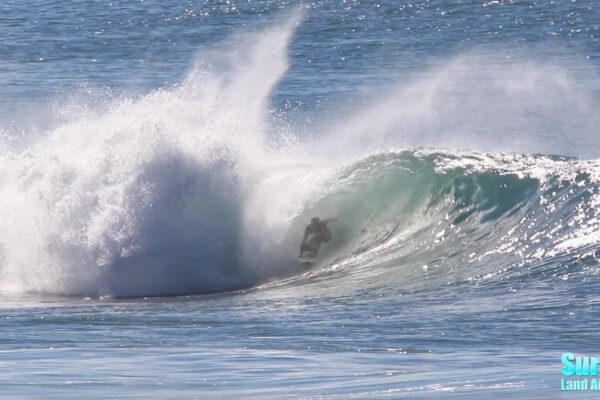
[1,14,600,297]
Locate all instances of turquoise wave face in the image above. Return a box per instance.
[291,150,600,292]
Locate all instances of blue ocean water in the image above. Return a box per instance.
[1,0,600,398]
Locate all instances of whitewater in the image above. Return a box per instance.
[2,1,600,398]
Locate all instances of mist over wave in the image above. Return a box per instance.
[319,53,600,159]
[1,13,600,297]
[0,15,303,297]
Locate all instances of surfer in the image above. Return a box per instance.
[299,217,338,258]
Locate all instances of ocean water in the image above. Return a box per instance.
[1,0,600,398]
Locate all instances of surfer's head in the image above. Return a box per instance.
[311,217,320,227]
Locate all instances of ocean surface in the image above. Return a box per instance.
[1,0,600,398]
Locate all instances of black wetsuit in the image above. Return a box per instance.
[300,221,332,256]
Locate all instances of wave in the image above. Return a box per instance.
[298,150,600,291]
[0,15,302,297]
[1,14,600,297]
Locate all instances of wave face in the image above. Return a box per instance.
[301,150,600,292]
[1,15,600,298]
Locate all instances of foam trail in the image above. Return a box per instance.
[0,14,304,297]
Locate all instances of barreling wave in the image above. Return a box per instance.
[1,13,600,298]
[293,150,600,292]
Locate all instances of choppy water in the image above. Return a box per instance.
[1,0,600,398]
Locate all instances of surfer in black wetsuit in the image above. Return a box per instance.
[299,217,338,258]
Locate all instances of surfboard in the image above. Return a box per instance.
[298,251,316,263]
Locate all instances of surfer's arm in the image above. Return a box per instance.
[322,217,338,224]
